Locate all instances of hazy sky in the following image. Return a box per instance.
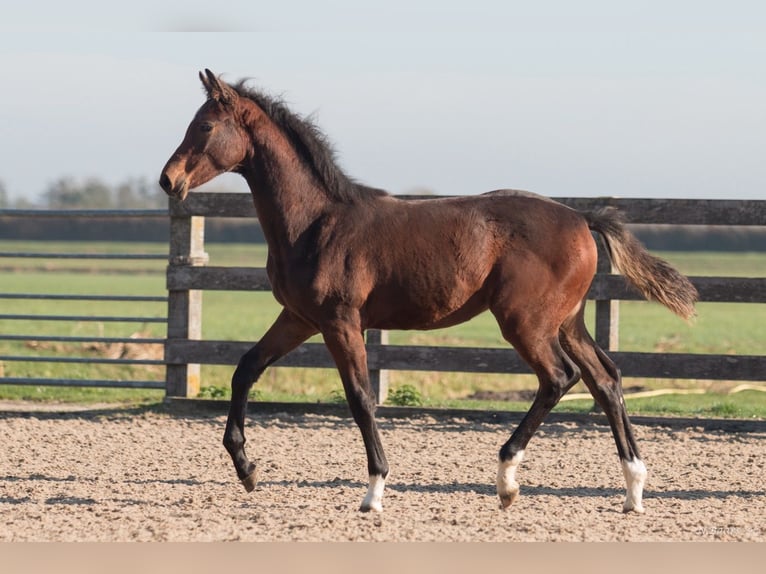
[2,1,765,202]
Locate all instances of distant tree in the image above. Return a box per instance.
[44,177,113,209]
[115,177,168,209]
[115,179,138,208]
[141,180,171,209]
[0,180,47,208]
[40,176,168,209]
[11,197,38,209]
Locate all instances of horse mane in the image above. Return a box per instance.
[230,81,388,203]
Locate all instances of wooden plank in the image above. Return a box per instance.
[169,192,257,218]
[166,265,766,303]
[168,215,209,265]
[594,239,619,350]
[374,345,532,374]
[682,277,766,303]
[171,193,766,226]
[373,346,766,381]
[556,198,766,226]
[588,275,766,303]
[166,215,207,397]
[611,352,766,381]
[165,340,336,368]
[166,340,531,373]
[166,266,272,291]
[165,340,766,382]
[366,329,390,404]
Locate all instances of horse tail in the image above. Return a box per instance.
[585,207,698,321]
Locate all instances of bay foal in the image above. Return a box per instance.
[160,70,697,513]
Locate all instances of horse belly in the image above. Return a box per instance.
[365,223,497,329]
[364,274,490,331]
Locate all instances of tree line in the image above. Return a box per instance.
[0,177,168,209]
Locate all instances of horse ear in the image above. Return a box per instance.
[199,69,237,106]
[199,70,213,94]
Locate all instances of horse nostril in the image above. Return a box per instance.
[159,173,172,193]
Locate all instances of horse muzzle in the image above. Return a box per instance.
[159,170,189,201]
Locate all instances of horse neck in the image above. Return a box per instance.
[239,113,331,251]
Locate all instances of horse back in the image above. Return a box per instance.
[341,191,594,330]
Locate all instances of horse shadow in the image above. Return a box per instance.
[256,477,764,503]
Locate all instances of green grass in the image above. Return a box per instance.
[0,384,164,406]
[1,242,765,418]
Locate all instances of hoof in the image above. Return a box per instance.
[498,488,520,509]
[623,501,645,514]
[359,500,383,513]
[241,471,257,493]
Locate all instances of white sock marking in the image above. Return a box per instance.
[497,449,525,502]
[361,474,385,512]
[621,457,647,513]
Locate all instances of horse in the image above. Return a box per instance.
[160,69,697,514]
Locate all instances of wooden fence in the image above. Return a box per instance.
[165,193,766,403]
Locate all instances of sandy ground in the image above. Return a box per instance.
[0,401,764,542]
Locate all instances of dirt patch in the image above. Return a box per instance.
[0,403,764,541]
[23,331,163,361]
[466,389,538,402]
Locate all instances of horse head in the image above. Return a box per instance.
[159,69,249,200]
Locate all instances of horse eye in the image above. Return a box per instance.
[200,122,214,133]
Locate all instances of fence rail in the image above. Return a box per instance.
[0,252,167,260]
[165,192,766,403]
[0,294,167,302]
[0,377,165,389]
[169,193,766,225]
[165,265,766,302]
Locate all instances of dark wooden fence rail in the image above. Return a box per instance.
[165,193,766,403]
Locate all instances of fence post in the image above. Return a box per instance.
[366,329,389,405]
[165,213,208,397]
[594,237,619,352]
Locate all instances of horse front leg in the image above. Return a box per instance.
[322,318,389,512]
[223,309,317,492]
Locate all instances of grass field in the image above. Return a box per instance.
[1,240,765,418]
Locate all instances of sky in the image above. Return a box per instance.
[1,0,765,203]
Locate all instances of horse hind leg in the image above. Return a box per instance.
[494,325,582,509]
[559,313,647,513]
